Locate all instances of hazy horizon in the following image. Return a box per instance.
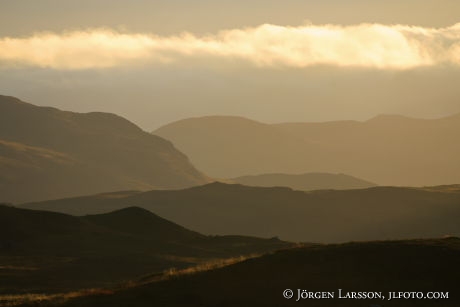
[1,2,459,305]
[6,93,460,132]
[1,1,459,130]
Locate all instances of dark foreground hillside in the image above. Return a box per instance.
[0,205,289,294]
[23,183,460,242]
[54,237,460,307]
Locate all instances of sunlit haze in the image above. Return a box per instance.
[0,0,459,130]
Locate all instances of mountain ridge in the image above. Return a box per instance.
[154,114,460,185]
[231,172,376,191]
[21,182,460,243]
[0,95,210,203]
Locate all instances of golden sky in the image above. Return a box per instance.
[0,1,459,129]
[1,23,460,70]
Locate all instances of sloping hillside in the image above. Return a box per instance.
[154,116,322,179]
[0,205,289,293]
[154,114,460,186]
[58,237,460,307]
[0,95,209,203]
[22,183,460,243]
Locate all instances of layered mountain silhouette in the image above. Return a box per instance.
[60,238,460,307]
[231,172,375,190]
[0,95,209,203]
[22,183,460,242]
[0,205,288,293]
[154,114,460,186]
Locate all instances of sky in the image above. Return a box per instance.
[1,0,459,130]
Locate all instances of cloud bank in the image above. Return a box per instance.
[1,23,459,70]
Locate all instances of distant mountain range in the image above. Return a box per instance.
[0,205,288,293]
[231,172,375,190]
[22,183,460,243]
[0,95,209,203]
[60,237,460,307]
[154,114,460,186]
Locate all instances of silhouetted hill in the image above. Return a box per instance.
[22,183,460,242]
[0,204,92,243]
[0,95,209,203]
[154,114,460,186]
[232,172,376,190]
[0,205,289,294]
[58,238,460,307]
[83,207,204,241]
